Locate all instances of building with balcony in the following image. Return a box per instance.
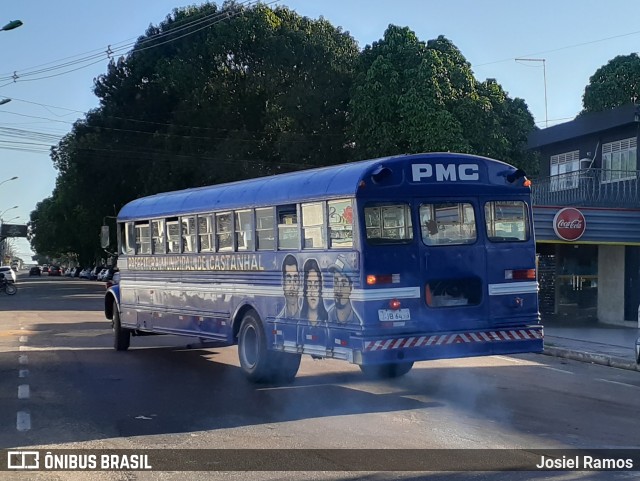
[528,103,640,326]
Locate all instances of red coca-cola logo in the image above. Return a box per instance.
[553,208,586,241]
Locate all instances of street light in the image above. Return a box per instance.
[4,216,19,223]
[1,20,23,32]
[0,176,17,188]
[0,98,10,106]
[0,205,18,218]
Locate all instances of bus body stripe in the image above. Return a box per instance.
[362,327,542,351]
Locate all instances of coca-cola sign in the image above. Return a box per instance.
[553,207,586,241]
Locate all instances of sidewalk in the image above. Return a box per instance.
[542,318,640,372]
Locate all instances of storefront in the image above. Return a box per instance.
[533,205,640,325]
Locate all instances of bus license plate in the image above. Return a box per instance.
[378,309,410,321]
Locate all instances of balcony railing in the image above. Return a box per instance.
[531,169,640,208]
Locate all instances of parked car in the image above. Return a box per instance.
[48,266,61,276]
[29,266,41,276]
[0,265,17,283]
[636,337,640,364]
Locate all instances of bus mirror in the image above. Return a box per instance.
[371,165,392,184]
[100,225,110,248]
[506,169,526,183]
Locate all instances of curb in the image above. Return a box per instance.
[543,346,640,372]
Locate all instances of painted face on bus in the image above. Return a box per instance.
[333,272,352,307]
[306,271,321,311]
[283,264,300,299]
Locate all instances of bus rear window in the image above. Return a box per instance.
[365,204,413,244]
[420,203,476,246]
[485,201,528,242]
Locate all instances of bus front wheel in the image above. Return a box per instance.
[359,361,414,379]
[238,309,300,383]
[112,301,131,351]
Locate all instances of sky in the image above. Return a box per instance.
[1,0,639,260]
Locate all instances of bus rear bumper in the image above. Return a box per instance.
[353,326,544,366]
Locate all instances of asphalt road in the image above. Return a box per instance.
[0,273,639,481]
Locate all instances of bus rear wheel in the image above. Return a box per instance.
[112,301,131,351]
[238,309,300,383]
[359,361,414,379]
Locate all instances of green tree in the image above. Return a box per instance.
[349,27,537,171]
[31,1,359,258]
[582,54,640,113]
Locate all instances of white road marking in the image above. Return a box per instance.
[18,355,28,364]
[19,336,28,343]
[18,369,28,378]
[16,412,31,431]
[542,366,574,375]
[596,378,639,389]
[18,384,30,400]
[493,355,527,364]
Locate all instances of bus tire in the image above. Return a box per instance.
[272,351,301,383]
[112,301,130,351]
[4,283,17,295]
[238,309,299,383]
[359,361,414,379]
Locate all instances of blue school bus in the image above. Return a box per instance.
[105,152,542,382]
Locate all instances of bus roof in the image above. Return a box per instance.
[117,152,526,221]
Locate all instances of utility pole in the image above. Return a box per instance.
[516,58,548,128]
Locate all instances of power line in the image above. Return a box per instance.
[0,0,277,86]
[474,29,640,68]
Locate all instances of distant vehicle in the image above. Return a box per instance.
[29,266,41,276]
[41,266,49,273]
[48,266,61,276]
[0,266,16,283]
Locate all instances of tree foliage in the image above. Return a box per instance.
[30,6,537,261]
[582,54,640,113]
[348,27,537,170]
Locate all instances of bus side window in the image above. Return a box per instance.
[134,222,151,254]
[302,202,325,249]
[255,207,275,251]
[181,216,197,253]
[420,203,476,246]
[277,205,299,250]
[364,204,413,244]
[122,222,135,255]
[484,201,528,242]
[328,199,353,248]
[216,212,234,251]
[152,219,165,254]
[166,218,180,253]
[198,214,215,252]
[235,209,254,251]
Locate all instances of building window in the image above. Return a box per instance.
[550,150,580,191]
[602,138,637,183]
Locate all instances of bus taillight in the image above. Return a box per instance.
[505,269,536,280]
[389,299,401,310]
[366,274,394,285]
